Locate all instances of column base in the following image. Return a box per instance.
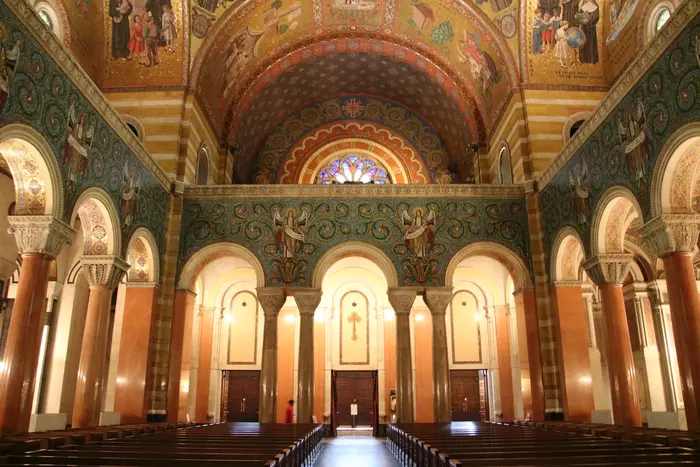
[99,412,121,426]
[591,410,614,424]
[646,411,687,430]
[29,413,67,432]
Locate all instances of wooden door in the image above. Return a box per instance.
[334,371,375,427]
[450,369,489,421]
[221,370,260,422]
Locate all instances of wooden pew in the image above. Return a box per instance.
[388,422,700,467]
[0,422,324,467]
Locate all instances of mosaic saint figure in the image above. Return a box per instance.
[63,100,93,191]
[161,5,176,52]
[560,0,579,25]
[401,207,436,258]
[568,160,589,225]
[121,163,140,227]
[577,0,599,64]
[555,20,572,67]
[274,207,309,259]
[618,97,650,184]
[531,9,544,54]
[109,0,132,59]
[0,27,20,115]
[458,32,500,103]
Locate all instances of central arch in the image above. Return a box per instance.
[445,241,533,290]
[178,242,265,290]
[312,241,399,289]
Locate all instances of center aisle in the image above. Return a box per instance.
[315,436,400,467]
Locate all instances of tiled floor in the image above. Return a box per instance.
[315,436,400,467]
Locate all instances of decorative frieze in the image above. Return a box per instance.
[7,216,74,257]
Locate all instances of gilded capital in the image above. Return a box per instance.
[639,214,700,257]
[81,255,129,288]
[387,287,419,315]
[424,287,453,315]
[256,287,286,316]
[7,215,74,257]
[582,254,632,285]
[288,287,323,315]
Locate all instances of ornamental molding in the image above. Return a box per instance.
[7,215,74,257]
[80,255,129,288]
[288,288,323,315]
[387,287,419,314]
[639,214,700,257]
[538,0,700,189]
[183,183,526,200]
[582,254,634,286]
[550,281,584,288]
[424,287,453,315]
[3,0,171,190]
[256,287,286,316]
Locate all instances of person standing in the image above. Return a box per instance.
[285,400,295,424]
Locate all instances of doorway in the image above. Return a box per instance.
[331,370,378,434]
[220,370,260,422]
[450,369,489,421]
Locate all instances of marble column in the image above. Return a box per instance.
[0,216,73,435]
[114,283,159,423]
[257,287,286,424]
[289,288,322,424]
[166,289,196,423]
[584,255,642,427]
[641,215,700,429]
[648,284,678,412]
[550,281,594,421]
[72,255,129,429]
[581,285,612,413]
[424,287,452,423]
[494,305,515,421]
[195,306,214,422]
[513,287,545,420]
[387,287,418,423]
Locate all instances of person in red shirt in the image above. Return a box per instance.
[284,400,295,424]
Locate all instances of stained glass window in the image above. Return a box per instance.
[655,8,671,33]
[317,154,391,184]
[38,9,53,30]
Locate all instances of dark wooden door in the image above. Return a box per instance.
[334,371,375,426]
[221,370,260,422]
[450,370,489,421]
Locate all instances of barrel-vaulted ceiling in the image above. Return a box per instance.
[189,0,520,180]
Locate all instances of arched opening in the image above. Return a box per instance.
[643,1,676,44]
[174,243,265,424]
[33,0,66,42]
[196,143,210,185]
[499,143,513,185]
[563,112,592,143]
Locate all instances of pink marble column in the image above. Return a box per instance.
[72,256,128,429]
[584,255,642,428]
[0,216,73,435]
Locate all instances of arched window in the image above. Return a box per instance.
[317,154,391,184]
[34,2,62,40]
[655,7,672,33]
[499,144,513,185]
[196,143,210,185]
[569,120,585,138]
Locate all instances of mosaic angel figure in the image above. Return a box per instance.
[0,27,20,115]
[121,162,141,228]
[274,207,311,259]
[569,159,589,225]
[401,207,436,258]
[63,100,94,191]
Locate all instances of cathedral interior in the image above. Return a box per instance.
[1,0,700,464]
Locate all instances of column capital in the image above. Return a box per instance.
[256,287,286,316]
[639,214,700,257]
[583,254,633,285]
[424,287,453,316]
[387,287,419,315]
[80,255,129,288]
[288,287,322,315]
[8,215,75,257]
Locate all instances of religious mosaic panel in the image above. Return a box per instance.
[526,0,606,86]
[539,11,700,268]
[101,0,187,87]
[0,1,169,256]
[178,193,531,286]
[252,96,453,184]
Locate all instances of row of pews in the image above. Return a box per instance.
[0,422,323,466]
[388,421,700,466]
